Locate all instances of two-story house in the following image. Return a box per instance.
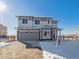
[17,16,62,47]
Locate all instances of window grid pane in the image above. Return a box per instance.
[22,19,28,24]
[35,20,40,24]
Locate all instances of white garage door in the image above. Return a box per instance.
[18,30,39,41]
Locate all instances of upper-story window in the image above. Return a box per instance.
[48,20,50,24]
[35,20,40,25]
[22,19,28,24]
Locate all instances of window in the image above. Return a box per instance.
[22,19,28,24]
[44,31,50,36]
[48,20,50,24]
[44,31,49,36]
[44,31,47,36]
[35,20,40,24]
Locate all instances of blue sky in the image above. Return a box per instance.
[0,0,79,35]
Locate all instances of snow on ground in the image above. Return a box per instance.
[0,38,17,48]
[40,40,79,59]
[0,42,10,47]
[0,41,17,48]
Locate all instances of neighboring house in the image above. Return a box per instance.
[0,24,7,38]
[7,35,16,41]
[17,16,62,47]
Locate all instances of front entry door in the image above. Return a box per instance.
[43,30,51,39]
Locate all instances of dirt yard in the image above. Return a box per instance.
[0,41,43,59]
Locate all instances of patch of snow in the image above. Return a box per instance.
[0,40,17,48]
[40,40,79,59]
[0,42,10,48]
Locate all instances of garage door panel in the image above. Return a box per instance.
[18,32,39,41]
